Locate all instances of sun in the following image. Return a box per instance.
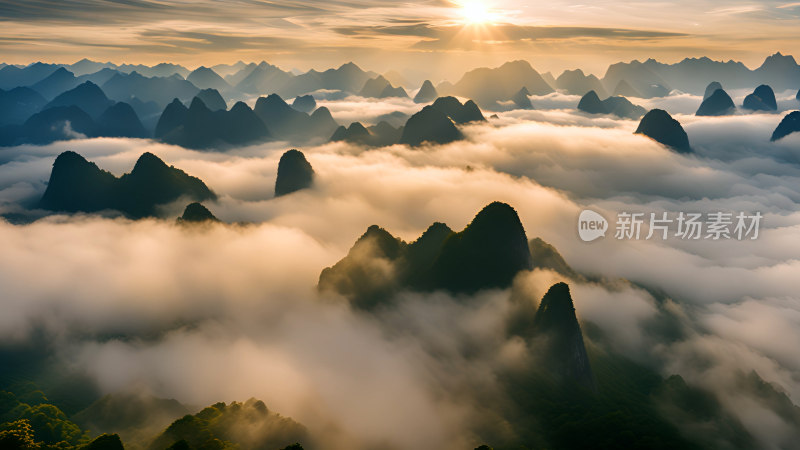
[457,0,496,25]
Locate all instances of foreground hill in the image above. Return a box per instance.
[38,151,216,218]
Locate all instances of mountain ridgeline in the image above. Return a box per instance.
[635,109,692,153]
[318,202,532,308]
[39,151,216,218]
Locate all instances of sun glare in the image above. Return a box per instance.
[458,0,495,25]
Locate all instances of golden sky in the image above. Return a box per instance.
[1,0,799,77]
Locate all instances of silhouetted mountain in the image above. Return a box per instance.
[541,71,557,88]
[413,80,438,103]
[148,399,308,450]
[696,88,736,116]
[331,122,371,144]
[0,87,47,125]
[96,102,147,138]
[67,58,114,76]
[603,60,671,98]
[194,88,227,111]
[427,202,532,294]
[211,61,248,78]
[612,79,641,97]
[291,95,316,113]
[254,93,338,141]
[704,81,723,100]
[187,66,230,91]
[30,67,78,99]
[577,91,645,119]
[21,105,96,143]
[743,84,777,111]
[38,151,116,212]
[178,202,219,223]
[447,60,554,108]
[161,98,270,149]
[431,96,486,123]
[533,282,596,391]
[275,149,314,197]
[155,98,188,138]
[39,151,216,218]
[0,62,60,89]
[771,111,800,141]
[511,87,533,109]
[359,75,407,98]
[319,202,532,307]
[84,434,124,450]
[635,109,692,153]
[237,61,377,98]
[754,52,800,90]
[124,97,161,130]
[73,392,190,449]
[102,72,199,109]
[399,105,463,146]
[556,69,607,97]
[331,121,401,147]
[116,62,189,78]
[44,81,113,118]
[528,237,580,279]
[368,121,404,146]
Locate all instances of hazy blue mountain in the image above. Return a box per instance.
[161,98,270,149]
[235,61,297,95]
[66,58,115,76]
[21,105,96,143]
[743,84,777,111]
[330,121,371,144]
[211,61,248,78]
[753,52,800,90]
[446,60,554,107]
[96,102,147,138]
[275,149,314,197]
[696,88,736,116]
[187,66,231,91]
[635,109,692,153]
[577,90,645,119]
[331,120,402,147]
[511,86,533,109]
[642,57,751,94]
[413,80,438,103]
[603,60,671,98]
[291,94,316,113]
[704,81,723,100]
[102,72,199,108]
[30,67,79,99]
[39,151,215,218]
[359,75,407,98]
[44,81,112,118]
[0,62,60,89]
[115,62,189,78]
[253,93,338,141]
[194,88,227,111]
[556,69,607,97]
[612,79,642,97]
[771,111,800,141]
[0,87,47,125]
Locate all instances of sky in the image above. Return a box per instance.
[1,0,800,78]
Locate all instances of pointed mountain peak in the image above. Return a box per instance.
[635,109,692,153]
[53,150,90,168]
[275,149,314,197]
[131,152,169,174]
[188,96,210,112]
[696,88,735,116]
[178,202,219,223]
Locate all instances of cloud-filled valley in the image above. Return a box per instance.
[1,51,800,450]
